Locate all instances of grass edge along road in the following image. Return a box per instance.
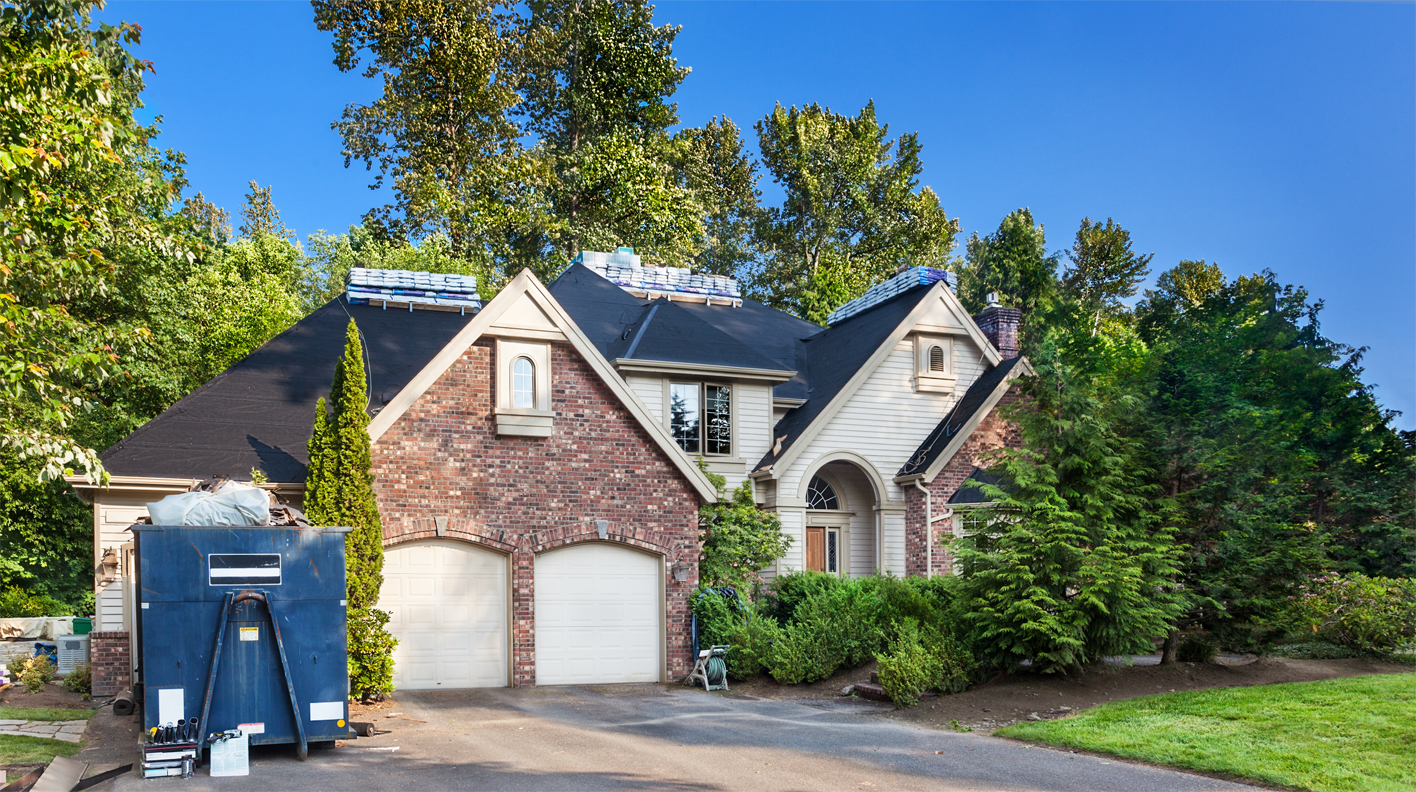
[1000,672,1416,792]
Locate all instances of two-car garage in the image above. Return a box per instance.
[379,540,663,689]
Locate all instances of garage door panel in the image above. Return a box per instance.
[381,541,508,690]
[535,544,660,685]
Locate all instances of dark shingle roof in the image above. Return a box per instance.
[946,466,1013,504]
[897,355,1024,478]
[605,298,786,372]
[100,299,473,482]
[753,287,938,472]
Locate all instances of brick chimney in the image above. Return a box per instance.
[972,293,1021,360]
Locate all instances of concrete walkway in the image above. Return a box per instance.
[113,684,1256,791]
[0,718,87,742]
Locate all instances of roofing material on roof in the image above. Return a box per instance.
[346,267,483,312]
[896,355,1025,479]
[946,466,1013,504]
[826,266,958,325]
[99,299,474,482]
[569,249,742,300]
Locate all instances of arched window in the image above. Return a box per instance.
[806,475,839,510]
[929,345,946,373]
[512,356,535,408]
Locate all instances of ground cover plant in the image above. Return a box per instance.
[0,734,82,764]
[1000,674,1416,792]
[1286,573,1415,655]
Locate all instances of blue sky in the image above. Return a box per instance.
[102,1,1416,428]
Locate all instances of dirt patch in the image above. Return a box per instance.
[722,656,1412,731]
[0,680,97,711]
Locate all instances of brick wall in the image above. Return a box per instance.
[973,306,1022,360]
[904,385,1024,577]
[372,340,702,687]
[90,631,130,697]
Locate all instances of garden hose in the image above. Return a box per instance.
[705,654,727,688]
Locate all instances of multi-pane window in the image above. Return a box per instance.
[669,383,731,455]
[512,357,535,408]
[806,475,839,510]
[826,530,838,573]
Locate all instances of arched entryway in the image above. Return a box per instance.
[800,459,881,577]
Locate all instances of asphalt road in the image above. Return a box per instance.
[113,684,1255,791]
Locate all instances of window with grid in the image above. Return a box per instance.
[806,475,839,510]
[670,383,731,455]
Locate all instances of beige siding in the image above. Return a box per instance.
[776,508,805,573]
[881,511,906,576]
[625,374,663,423]
[734,383,773,489]
[96,500,149,632]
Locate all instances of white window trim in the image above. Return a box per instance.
[495,339,553,436]
[913,334,957,394]
[663,380,735,458]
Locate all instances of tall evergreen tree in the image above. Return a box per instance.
[958,209,1059,329]
[1062,217,1153,336]
[306,319,395,698]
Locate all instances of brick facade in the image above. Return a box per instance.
[89,631,130,697]
[372,340,702,687]
[904,385,1024,577]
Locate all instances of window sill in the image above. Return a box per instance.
[914,374,957,394]
[495,407,554,437]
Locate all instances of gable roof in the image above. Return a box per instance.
[366,269,720,502]
[896,355,1028,481]
[946,466,1013,504]
[98,299,473,483]
[606,298,786,373]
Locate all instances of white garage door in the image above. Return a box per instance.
[381,541,507,690]
[535,544,661,685]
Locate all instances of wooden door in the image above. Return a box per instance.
[805,527,825,572]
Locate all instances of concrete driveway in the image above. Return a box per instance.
[114,685,1253,791]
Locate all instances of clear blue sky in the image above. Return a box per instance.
[101,1,1416,429]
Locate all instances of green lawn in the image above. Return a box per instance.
[0,706,94,722]
[0,734,82,764]
[1000,673,1416,792]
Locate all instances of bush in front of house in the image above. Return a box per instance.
[875,618,976,707]
[62,663,92,696]
[0,587,76,618]
[1287,573,1416,655]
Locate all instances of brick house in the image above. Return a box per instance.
[69,251,1028,695]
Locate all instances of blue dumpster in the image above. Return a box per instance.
[134,525,351,758]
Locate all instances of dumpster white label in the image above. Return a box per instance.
[238,722,264,735]
[209,554,281,586]
[239,627,259,642]
[157,687,184,726]
[310,701,344,721]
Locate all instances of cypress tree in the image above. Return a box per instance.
[305,319,396,699]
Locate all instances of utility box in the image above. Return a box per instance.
[133,525,351,758]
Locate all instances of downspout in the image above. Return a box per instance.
[913,479,931,577]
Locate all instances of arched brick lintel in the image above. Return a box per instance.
[382,518,518,555]
[529,523,672,558]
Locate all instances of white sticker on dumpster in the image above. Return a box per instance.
[310,701,344,721]
[209,553,281,586]
[239,627,258,642]
[238,722,264,735]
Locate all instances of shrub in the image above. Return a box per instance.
[1288,574,1416,654]
[1177,635,1218,663]
[691,587,746,650]
[696,464,791,593]
[876,636,940,707]
[762,571,842,625]
[347,607,397,701]
[722,613,783,680]
[875,618,976,707]
[0,587,75,618]
[62,664,91,696]
[17,653,56,693]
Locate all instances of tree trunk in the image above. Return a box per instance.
[1159,628,1180,665]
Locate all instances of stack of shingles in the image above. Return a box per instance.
[345,268,482,312]
[826,266,957,325]
[593,261,741,299]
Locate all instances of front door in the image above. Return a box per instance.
[805,527,840,574]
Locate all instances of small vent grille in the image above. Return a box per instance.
[929,345,946,372]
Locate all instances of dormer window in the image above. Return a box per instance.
[914,335,956,394]
[512,357,535,408]
[669,382,731,456]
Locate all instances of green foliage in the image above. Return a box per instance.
[62,663,91,696]
[1062,217,1154,336]
[760,570,843,625]
[0,453,92,605]
[1000,674,1416,792]
[957,208,1058,329]
[1176,636,1218,663]
[875,618,975,708]
[690,587,744,649]
[306,320,393,698]
[1286,574,1415,655]
[749,101,958,324]
[954,331,1187,674]
[721,613,782,680]
[16,653,56,693]
[0,587,76,618]
[347,607,398,701]
[696,463,791,593]
[0,0,198,481]
[302,224,495,310]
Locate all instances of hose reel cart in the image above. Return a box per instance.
[132,524,352,764]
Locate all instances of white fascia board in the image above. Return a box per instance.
[367,269,720,504]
